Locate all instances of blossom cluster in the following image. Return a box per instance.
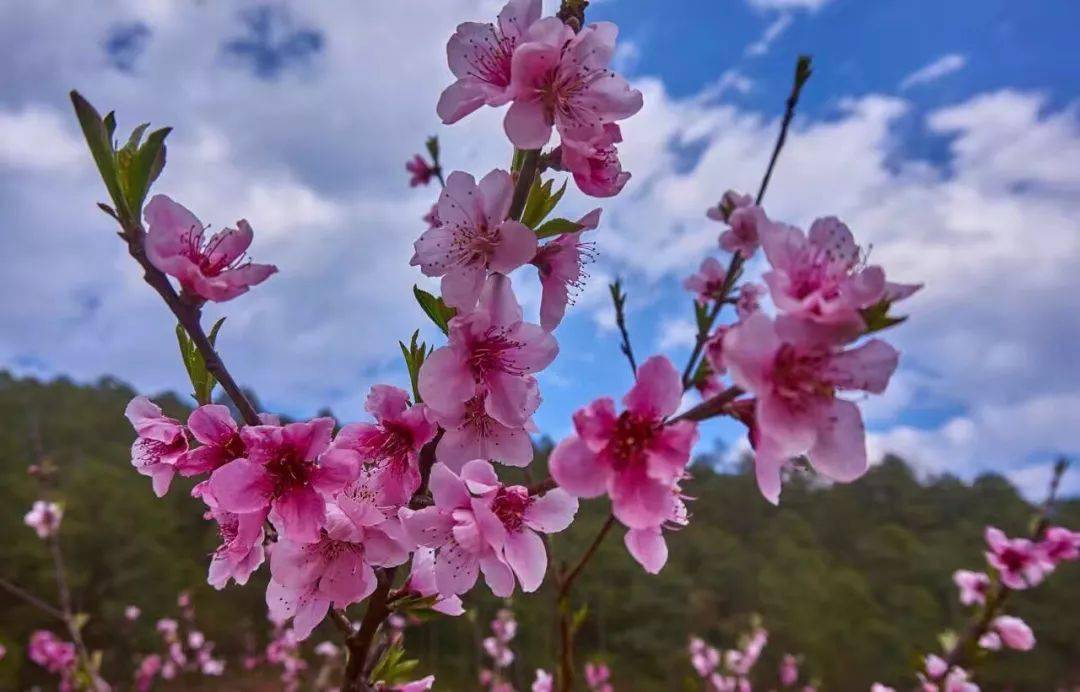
[687,194,920,504]
[130,592,225,690]
[689,624,813,691]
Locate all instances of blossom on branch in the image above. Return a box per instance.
[24,500,63,539]
[126,395,188,497]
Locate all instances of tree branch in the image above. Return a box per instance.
[609,280,638,377]
[0,575,65,621]
[509,149,541,221]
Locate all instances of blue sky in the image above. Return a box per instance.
[1,0,1078,498]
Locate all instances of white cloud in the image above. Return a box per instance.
[899,53,967,90]
[656,317,696,351]
[0,105,85,172]
[745,13,793,57]
[747,0,832,10]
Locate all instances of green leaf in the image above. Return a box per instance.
[413,286,456,335]
[521,178,568,229]
[571,603,589,633]
[127,126,171,212]
[425,135,439,163]
[70,91,127,220]
[175,318,226,405]
[398,330,428,403]
[860,298,908,335]
[535,216,586,239]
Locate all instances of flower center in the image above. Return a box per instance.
[469,328,526,379]
[608,411,658,470]
[490,486,532,532]
[265,448,314,496]
[772,344,835,404]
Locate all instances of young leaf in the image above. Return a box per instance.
[399,330,428,403]
[413,286,456,335]
[425,135,440,163]
[70,91,127,221]
[535,216,586,239]
[860,298,908,335]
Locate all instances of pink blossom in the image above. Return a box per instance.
[683,257,728,303]
[402,460,577,596]
[314,641,341,658]
[330,385,437,506]
[942,668,979,692]
[423,203,440,229]
[135,655,162,692]
[989,615,1035,651]
[267,501,410,640]
[558,123,630,197]
[952,570,991,606]
[491,608,518,642]
[125,605,141,621]
[719,200,771,258]
[780,653,799,686]
[977,631,1001,651]
[432,393,535,471]
[504,19,642,149]
[704,326,729,378]
[707,190,753,224]
[924,654,948,679]
[870,685,896,692]
[723,313,899,504]
[585,662,612,692]
[156,618,179,640]
[411,170,538,311]
[406,155,436,187]
[726,628,767,676]
[144,195,276,303]
[380,676,436,692]
[531,209,601,331]
[533,669,554,692]
[402,547,465,616]
[28,630,76,674]
[418,273,557,428]
[550,356,698,529]
[484,635,514,668]
[623,482,689,574]
[205,501,266,589]
[689,637,720,677]
[760,216,914,335]
[1038,525,1080,567]
[984,527,1045,590]
[178,404,245,477]
[24,500,63,539]
[209,418,359,543]
[125,396,188,497]
[436,0,542,123]
[736,283,765,321]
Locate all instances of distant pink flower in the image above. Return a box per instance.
[403,547,465,616]
[719,200,771,259]
[205,502,266,589]
[952,570,991,606]
[735,283,765,320]
[490,608,518,643]
[989,615,1035,651]
[136,654,162,692]
[381,675,436,692]
[267,502,410,640]
[126,396,188,497]
[558,123,630,197]
[585,662,612,692]
[760,216,912,336]
[550,356,698,529]
[436,0,542,123]
[924,654,948,679]
[209,418,359,543]
[330,385,437,506]
[406,155,436,187]
[125,605,141,621]
[533,669,554,692]
[941,667,978,692]
[484,635,514,668]
[504,19,643,149]
[432,393,535,471]
[402,461,577,596]
[683,257,728,303]
[704,326,729,378]
[156,618,179,639]
[977,630,1001,651]
[624,482,689,574]
[28,630,76,674]
[178,404,245,477]
[423,203,440,229]
[984,527,1045,590]
[144,195,276,303]
[1038,525,1080,567]
[689,637,720,677]
[723,313,899,504]
[870,685,896,692]
[780,654,799,686]
[412,169,537,312]
[707,190,753,224]
[532,210,601,331]
[24,500,63,539]
[419,273,557,428]
[726,628,767,676]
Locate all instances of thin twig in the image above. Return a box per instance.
[609,280,638,377]
[509,149,541,221]
[49,535,95,681]
[680,56,812,391]
[668,386,744,424]
[0,575,65,620]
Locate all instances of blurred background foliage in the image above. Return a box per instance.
[0,372,1077,690]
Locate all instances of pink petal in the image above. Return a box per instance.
[418,347,476,417]
[504,95,553,149]
[461,459,499,489]
[524,488,578,533]
[269,539,323,588]
[504,323,559,373]
[401,507,454,548]
[757,393,819,456]
[478,272,524,326]
[209,459,273,514]
[205,221,253,269]
[549,435,610,498]
[265,579,297,625]
[609,469,672,529]
[435,542,480,596]
[723,313,781,395]
[478,169,514,228]
[270,486,326,543]
[573,397,618,451]
[645,421,698,485]
[490,220,538,273]
[442,264,488,312]
[485,372,541,428]
[826,339,899,394]
[623,355,683,419]
[539,273,570,332]
[624,527,668,574]
[365,384,411,421]
[753,437,787,505]
[320,552,377,607]
[437,78,489,124]
[151,465,176,498]
[290,589,332,641]
[312,448,360,495]
[286,418,336,461]
[187,404,237,446]
[808,398,868,483]
[504,529,547,592]
[480,554,516,597]
[429,463,470,508]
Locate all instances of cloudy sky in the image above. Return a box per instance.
[2,0,1078,498]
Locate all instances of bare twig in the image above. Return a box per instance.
[609,280,638,377]
[0,575,65,620]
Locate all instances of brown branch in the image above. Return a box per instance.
[0,575,65,620]
[118,221,260,425]
[669,386,744,424]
